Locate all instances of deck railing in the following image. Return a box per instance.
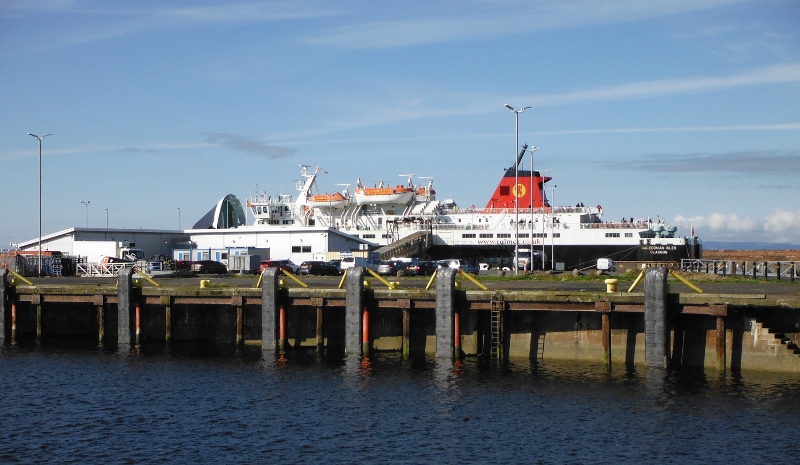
[680,259,798,281]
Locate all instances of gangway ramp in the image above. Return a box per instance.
[375,231,432,260]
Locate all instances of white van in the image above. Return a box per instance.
[596,258,616,272]
[340,256,380,271]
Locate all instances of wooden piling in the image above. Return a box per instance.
[97,305,105,347]
[36,303,42,343]
[278,305,286,353]
[602,313,611,367]
[716,316,726,372]
[11,302,17,343]
[316,306,323,354]
[362,307,370,356]
[402,307,410,359]
[164,301,171,345]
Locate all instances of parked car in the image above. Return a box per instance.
[191,260,228,274]
[440,259,479,275]
[339,256,380,272]
[596,258,616,272]
[326,259,344,275]
[260,259,300,273]
[377,260,406,276]
[298,260,340,276]
[404,261,439,277]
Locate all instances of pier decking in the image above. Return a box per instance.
[2,268,800,372]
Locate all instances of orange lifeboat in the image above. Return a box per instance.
[306,191,350,209]
[354,185,415,205]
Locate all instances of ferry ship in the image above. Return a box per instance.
[245,147,700,270]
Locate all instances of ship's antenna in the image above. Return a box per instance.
[399,174,415,188]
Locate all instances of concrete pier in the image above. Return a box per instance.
[435,267,457,359]
[345,267,365,356]
[117,268,135,353]
[644,267,669,369]
[0,268,7,345]
[2,272,800,372]
[261,268,280,354]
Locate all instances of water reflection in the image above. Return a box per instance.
[3,341,800,463]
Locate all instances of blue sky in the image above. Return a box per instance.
[2,0,799,247]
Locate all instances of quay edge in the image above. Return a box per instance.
[2,268,800,373]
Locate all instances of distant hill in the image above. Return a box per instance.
[703,241,800,250]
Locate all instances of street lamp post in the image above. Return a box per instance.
[81,200,90,227]
[505,104,530,275]
[525,147,540,271]
[539,168,551,270]
[28,132,52,277]
[551,184,557,270]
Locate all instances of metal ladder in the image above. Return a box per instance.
[490,295,504,360]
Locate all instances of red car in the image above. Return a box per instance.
[259,260,300,273]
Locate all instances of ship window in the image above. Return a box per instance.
[309,219,315,226]
[378,218,382,226]
[363,234,376,238]
[479,234,493,238]
[553,233,560,238]
[302,246,311,253]
[625,233,633,237]
[292,246,301,253]
[518,233,529,238]
[605,233,620,238]
[462,233,476,238]
[497,233,511,238]
[382,234,391,238]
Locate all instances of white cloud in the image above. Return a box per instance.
[301,0,751,49]
[674,208,800,242]
[529,63,800,106]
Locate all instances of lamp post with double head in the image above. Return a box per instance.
[525,147,540,270]
[504,104,530,275]
[81,200,90,227]
[551,183,557,270]
[28,132,52,277]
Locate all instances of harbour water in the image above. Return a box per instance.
[2,339,799,463]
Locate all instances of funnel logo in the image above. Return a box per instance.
[512,184,526,198]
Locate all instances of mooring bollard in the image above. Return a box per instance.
[604,278,618,293]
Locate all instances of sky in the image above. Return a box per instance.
[2,0,799,248]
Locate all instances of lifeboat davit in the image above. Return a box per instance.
[306,192,350,209]
[354,185,415,205]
